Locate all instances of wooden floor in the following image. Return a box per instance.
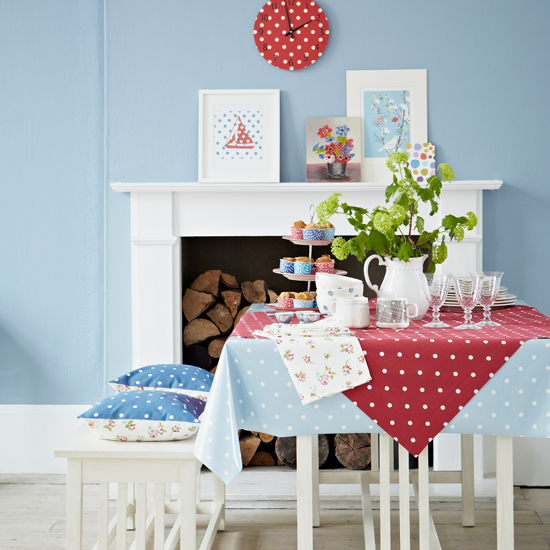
[1,476,550,549]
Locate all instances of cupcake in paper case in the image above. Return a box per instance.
[293,292,314,308]
[291,220,306,240]
[319,222,335,240]
[294,256,314,275]
[302,222,323,240]
[315,254,335,274]
[277,291,295,308]
[279,257,295,274]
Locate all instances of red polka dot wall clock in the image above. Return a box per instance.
[253,1,329,71]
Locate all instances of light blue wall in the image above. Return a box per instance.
[2,0,550,404]
[0,1,104,404]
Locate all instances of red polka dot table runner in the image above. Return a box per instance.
[231,304,550,456]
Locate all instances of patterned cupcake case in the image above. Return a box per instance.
[291,227,304,239]
[315,261,335,274]
[294,261,313,274]
[302,228,323,240]
[322,227,336,240]
[279,259,295,273]
[293,299,315,308]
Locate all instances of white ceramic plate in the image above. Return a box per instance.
[273,268,347,281]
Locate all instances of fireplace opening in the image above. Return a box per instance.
[180,236,433,470]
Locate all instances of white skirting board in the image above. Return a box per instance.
[0,405,86,474]
[1,405,549,486]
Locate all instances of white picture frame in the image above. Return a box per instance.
[198,89,280,183]
[347,69,427,183]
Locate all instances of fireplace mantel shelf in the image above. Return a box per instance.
[111,180,503,193]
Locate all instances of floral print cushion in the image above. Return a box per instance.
[109,364,213,401]
[79,390,205,441]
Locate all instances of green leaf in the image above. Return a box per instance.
[427,261,436,273]
[429,199,438,216]
[415,216,425,234]
[441,214,459,230]
[418,187,434,202]
[395,192,410,210]
[397,241,414,262]
[316,148,325,154]
[428,175,442,197]
[347,232,369,262]
[385,183,399,201]
[337,136,346,144]
[365,230,387,256]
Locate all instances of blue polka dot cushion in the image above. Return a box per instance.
[79,390,206,441]
[109,364,213,401]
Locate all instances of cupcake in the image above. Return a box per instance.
[315,254,335,274]
[277,291,295,308]
[294,256,314,275]
[293,291,315,308]
[291,220,306,240]
[302,222,323,240]
[279,257,295,274]
[319,221,335,240]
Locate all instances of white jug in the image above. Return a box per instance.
[363,255,429,320]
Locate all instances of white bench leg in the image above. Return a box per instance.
[66,458,83,550]
[127,483,136,530]
[98,482,109,550]
[496,435,514,550]
[296,434,314,550]
[360,472,376,550]
[180,460,197,550]
[418,447,429,550]
[117,483,128,550]
[154,484,165,550]
[461,434,475,527]
[213,474,226,531]
[379,433,392,550]
[135,483,147,550]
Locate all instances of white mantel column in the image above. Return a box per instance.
[130,191,181,368]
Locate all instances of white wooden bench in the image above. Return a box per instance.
[55,425,225,550]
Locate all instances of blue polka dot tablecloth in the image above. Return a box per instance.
[194,305,550,485]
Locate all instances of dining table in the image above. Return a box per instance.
[194,301,550,550]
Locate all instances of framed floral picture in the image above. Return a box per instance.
[347,70,427,182]
[306,117,362,183]
[198,89,280,183]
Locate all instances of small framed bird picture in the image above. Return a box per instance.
[346,70,428,183]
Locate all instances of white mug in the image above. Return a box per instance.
[330,297,370,328]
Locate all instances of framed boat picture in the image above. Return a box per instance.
[346,70,427,183]
[198,89,280,183]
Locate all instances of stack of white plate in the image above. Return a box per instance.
[315,273,364,315]
[442,286,517,311]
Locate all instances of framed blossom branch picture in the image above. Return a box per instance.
[306,117,362,183]
[346,70,427,183]
[198,89,280,183]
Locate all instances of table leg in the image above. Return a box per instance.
[66,458,83,550]
[379,433,392,550]
[398,445,410,550]
[296,434,314,550]
[371,433,379,472]
[360,473,376,550]
[418,447,429,550]
[461,433,475,527]
[311,434,320,528]
[496,435,514,550]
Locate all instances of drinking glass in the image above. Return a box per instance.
[470,271,504,327]
[422,273,452,328]
[453,275,482,330]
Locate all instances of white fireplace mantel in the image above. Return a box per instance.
[111,180,502,369]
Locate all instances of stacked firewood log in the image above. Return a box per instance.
[183,269,373,469]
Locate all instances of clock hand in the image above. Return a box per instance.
[288,17,315,34]
[283,1,294,37]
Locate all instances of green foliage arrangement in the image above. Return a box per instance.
[316,151,478,272]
